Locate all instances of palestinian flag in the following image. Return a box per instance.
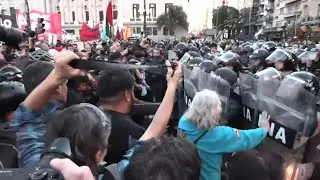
[106,0,113,38]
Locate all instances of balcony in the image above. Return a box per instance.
[265,6,274,11]
[283,11,300,18]
[264,16,274,22]
[285,0,301,4]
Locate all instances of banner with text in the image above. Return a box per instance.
[16,9,62,40]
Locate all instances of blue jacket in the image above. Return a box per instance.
[178,116,267,180]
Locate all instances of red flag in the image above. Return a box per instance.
[80,23,100,41]
[107,1,113,25]
[116,28,122,40]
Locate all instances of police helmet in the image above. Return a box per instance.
[0,65,22,82]
[254,67,283,80]
[207,54,216,61]
[0,81,26,120]
[216,51,239,65]
[188,51,201,58]
[249,48,270,60]
[173,42,189,58]
[188,57,203,65]
[215,67,238,87]
[262,41,277,52]
[266,49,292,63]
[199,60,219,73]
[189,46,200,53]
[200,46,211,57]
[290,71,320,96]
[29,50,54,62]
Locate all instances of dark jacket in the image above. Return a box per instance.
[0,121,18,168]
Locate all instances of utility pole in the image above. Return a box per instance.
[248,0,252,40]
[143,0,147,36]
[25,0,31,27]
[216,7,219,39]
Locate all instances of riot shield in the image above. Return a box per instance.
[183,64,197,106]
[239,73,259,128]
[257,75,316,148]
[256,76,317,178]
[182,64,230,124]
[207,72,230,124]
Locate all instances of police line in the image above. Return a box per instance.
[70,59,317,151]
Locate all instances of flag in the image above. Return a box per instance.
[100,26,107,40]
[79,22,100,41]
[106,0,113,38]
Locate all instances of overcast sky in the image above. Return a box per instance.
[186,0,243,32]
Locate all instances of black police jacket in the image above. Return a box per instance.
[0,121,18,168]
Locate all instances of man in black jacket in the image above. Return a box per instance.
[0,81,26,168]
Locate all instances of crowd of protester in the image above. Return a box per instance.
[0,33,320,180]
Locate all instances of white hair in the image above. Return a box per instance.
[184,89,222,129]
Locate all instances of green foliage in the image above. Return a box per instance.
[239,8,251,24]
[212,5,239,30]
[156,5,189,32]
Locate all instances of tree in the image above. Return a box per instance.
[157,5,189,34]
[239,8,251,24]
[212,5,239,31]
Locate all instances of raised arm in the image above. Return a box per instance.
[223,111,271,152]
[139,60,182,141]
[23,51,84,110]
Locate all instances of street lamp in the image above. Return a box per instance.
[138,0,149,36]
[143,0,146,35]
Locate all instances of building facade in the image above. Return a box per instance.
[263,0,320,41]
[118,0,188,41]
[58,0,119,38]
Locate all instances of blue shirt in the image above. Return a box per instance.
[10,101,64,168]
[178,116,267,180]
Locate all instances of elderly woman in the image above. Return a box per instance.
[178,89,270,180]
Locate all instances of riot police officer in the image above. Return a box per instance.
[262,41,277,53]
[265,49,295,76]
[186,57,203,70]
[290,71,320,96]
[216,51,243,75]
[173,42,189,60]
[215,67,242,129]
[199,60,219,73]
[0,81,26,168]
[248,48,270,73]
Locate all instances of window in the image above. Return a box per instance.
[85,11,89,21]
[146,27,152,35]
[152,27,158,35]
[170,29,175,36]
[132,4,140,18]
[99,11,104,21]
[318,4,320,17]
[165,3,173,14]
[113,10,118,19]
[136,27,142,33]
[72,11,75,21]
[163,27,168,35]
[149,3,156,17]
[287,6,292,12]
[280,8,284,14]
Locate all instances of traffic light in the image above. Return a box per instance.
[36,18,45,34]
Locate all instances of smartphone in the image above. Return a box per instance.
[168,50,178,60]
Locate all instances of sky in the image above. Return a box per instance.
[186,0,244,32]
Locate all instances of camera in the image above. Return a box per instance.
[0,26,31,49]
[0,138,72,180]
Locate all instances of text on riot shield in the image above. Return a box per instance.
[258,112,297,149]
